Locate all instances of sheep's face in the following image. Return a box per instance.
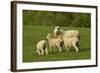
[54,26,60,31]
[46,34,52,39]
[54,26,61,36]
[47,34,57,39]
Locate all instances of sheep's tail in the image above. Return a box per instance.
[76,35,80,50]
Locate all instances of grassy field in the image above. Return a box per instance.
[23,26,91,62]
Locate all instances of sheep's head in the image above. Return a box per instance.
[54,26,60,31]
[46,34,52,39]
[54,26,62,36]
[46,34,57,40]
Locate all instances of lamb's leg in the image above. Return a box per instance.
[73,45,79,53]
[58,42,63,52]
[45,48,48,55]
[59,47,62,52]
[53,48,56,52]
[38,50,41,55]
[77,41,80,51]
[50,46,52,52]
[64,45,69,56]
[41,49,44,55]
[36,49,41,55]
[65,45,69,52]
[72,41,79,53]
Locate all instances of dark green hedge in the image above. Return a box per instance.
[23,10,91,27]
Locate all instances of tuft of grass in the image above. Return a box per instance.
[23,26,91,62]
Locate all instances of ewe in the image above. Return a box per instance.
[64,30,80,40]
[46,34,62,53]
[54,26,80,40]
[54,26,64,41]
[54,26,64,37]
[36,40,48,55]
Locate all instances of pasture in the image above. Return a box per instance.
[23,25,91,62]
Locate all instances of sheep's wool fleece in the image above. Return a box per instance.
[37,40,46,49]
[63,37,78,47]
[64,30,79,38]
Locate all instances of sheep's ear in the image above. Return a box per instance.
[52,26,55,29]
[58,27,60,31]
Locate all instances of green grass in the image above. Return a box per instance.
[23,26,91,62]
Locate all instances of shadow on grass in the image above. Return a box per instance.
[79,47,90,52]
[23,47,91,63]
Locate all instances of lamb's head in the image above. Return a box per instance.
[46,34,52,39]
[46,34,56,39]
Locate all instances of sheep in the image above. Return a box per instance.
[63,36,79,53]
[54,26,64,37]
[64,30,80,40]
[36,40,48,55]
[46,34,63,53]
[54,26,61,36]
[54,26,64,41]
[54,26,80,40]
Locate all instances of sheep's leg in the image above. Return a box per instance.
[77,41,80,50]
[65,45,69,52]
[64,45,69,56]
[72,41,79,53]
[53,48,56,52]
[59,42,63,52]
[41,49,44,55]
[36,49,41,55]
[45,48,48,55]
[59,47,62,52]
[73,45,79,53]
[57,44,62,52]
[50,46,52,52]
[38,50,41,55]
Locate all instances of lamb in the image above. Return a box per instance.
[63,36,79,53]
[46,34,63,53]
[36,40,48,55]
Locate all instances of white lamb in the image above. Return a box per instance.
[63,37,79,53]
[46,34,62,53]
[36,40,48,55]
